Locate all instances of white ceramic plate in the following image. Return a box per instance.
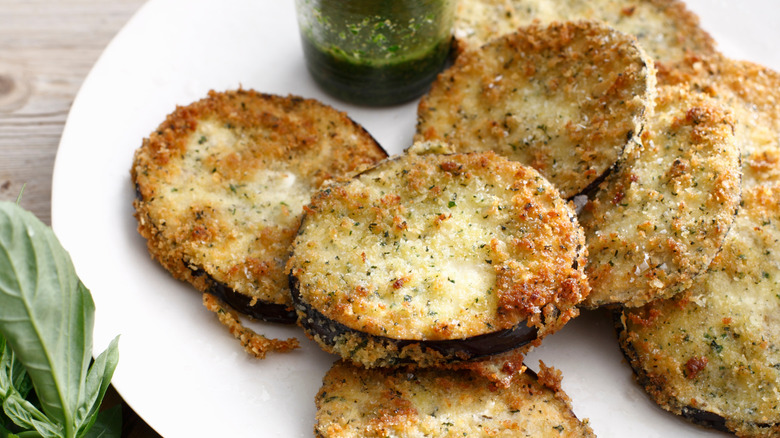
[51,1,780,437]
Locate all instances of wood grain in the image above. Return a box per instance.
[0,0,161,436]
[0,0,145,225]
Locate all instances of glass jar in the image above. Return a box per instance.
[295,0,455,106]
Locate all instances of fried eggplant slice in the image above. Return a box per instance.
[617,183,780,437]
[616,56,780,437]
[659,55,780,190]
[416,20,655,199]
[580,84,741,308]
[315,360,595,437]
[288,149,589,367]
[453,0,716,69]
[131,89,387,323]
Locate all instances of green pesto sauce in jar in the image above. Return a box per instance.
[295,0,455,106]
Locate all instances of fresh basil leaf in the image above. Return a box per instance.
[74,338,118,436]
[0,334,16,398]
[0,202,89,435]
[0,335,32,401]
[1,333,32,435]
[80,405,120,438]
[2,391,58,437]
[0,202,119,438]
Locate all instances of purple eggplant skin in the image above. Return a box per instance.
[289,273,540,367]
[191,266,296,324]
[680,406,729,433]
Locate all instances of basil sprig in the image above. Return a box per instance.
[0,202,119,438]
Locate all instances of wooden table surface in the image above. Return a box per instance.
[1,0,161,436]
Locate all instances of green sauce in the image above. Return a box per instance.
[295,0,455,106]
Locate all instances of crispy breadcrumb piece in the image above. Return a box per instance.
[443,348,526,388]
[202,293,299,359]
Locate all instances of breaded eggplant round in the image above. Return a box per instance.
[659,55,780,190]
[453,0,716,68]
[615,57,780,437]
[614,57,780,437]
[288,149,590,367]
[315,360,595,438]
[131,89,387,323]
[416,20,656,199]
[580,85,742,308]
[617,183,780,437]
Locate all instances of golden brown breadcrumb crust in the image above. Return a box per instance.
[131,89,386,314]
[289,149,589,367]
[315,360,594,438]
[452,0,716,69]
[416,20,656,198]
[581,84,741,308]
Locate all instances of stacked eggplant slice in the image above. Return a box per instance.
[416,20,656,199]
[289,148,596,435]
[616,56,780,437]
[288,149,590,368]
[580,84,742,308]
[131,89,387,357]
